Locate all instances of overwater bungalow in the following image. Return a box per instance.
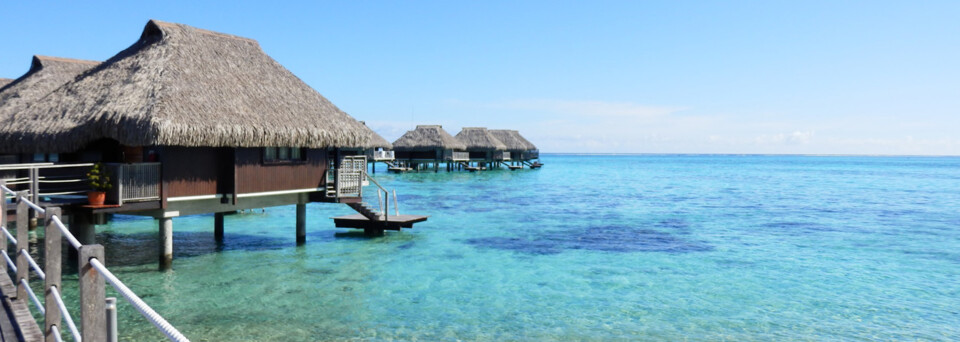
[0,20,426,269]
[0,56,100,165]
[488,129,541,169]
[454,127,507,171]
[391,125,468,172]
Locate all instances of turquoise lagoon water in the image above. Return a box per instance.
[50,155,960,340]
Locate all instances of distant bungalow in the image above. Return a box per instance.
[0,56,101,165]
[488,129,541,169]
[0,20,424,269]
[454,127,508,171]
[390,124,467,172]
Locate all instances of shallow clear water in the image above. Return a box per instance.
[46,155,960,340]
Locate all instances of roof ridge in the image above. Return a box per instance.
[33,55,101,66]
[149,19,260,46]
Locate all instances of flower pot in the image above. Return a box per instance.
[87,191,106,206]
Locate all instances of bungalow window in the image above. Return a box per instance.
[32,153,59,163]
[263,147,305,163]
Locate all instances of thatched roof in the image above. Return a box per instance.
[359,121,392,149]
[489,129,537,151]
[0,78,12,88]
[0,20,378,153]
[0,55,100,119]
[454,127,507,151]
[392,125,466,151]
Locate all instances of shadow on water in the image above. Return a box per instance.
[465,224,713,255]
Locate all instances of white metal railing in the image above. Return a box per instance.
[368,150,395,161]
[365,174,400,220]
[106,162,161,204]
[1,182,189,341]
[0,163,94,204]
[502,151,511,161]
[448,151,469,161]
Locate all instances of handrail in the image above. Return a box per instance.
[365,173,390,219]
[50,286,81,342]
[1,180,187,342]
[1,226,16,245]
[0,162,93,171]
[20,278,45,315]
[51,216,82,253]
[90,259,190,342]
[20,249,45,280]
[2,251,16,273]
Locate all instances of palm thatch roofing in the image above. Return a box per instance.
[0,55,100,119]
[0,78,12,88]
[392,125,466,151]
[0,19,380,153]
[359,121,392,149]
[489,129,537,151]
[454,127,507,151]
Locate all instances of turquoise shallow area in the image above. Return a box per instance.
[55,155,960,340]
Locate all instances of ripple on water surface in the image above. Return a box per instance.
[46,155,960,341]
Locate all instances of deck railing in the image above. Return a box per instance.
[1,181,189,341]
[368,150,395,161]
[447,151,469,161]
[106,162,161,205]
[0,163,94,204]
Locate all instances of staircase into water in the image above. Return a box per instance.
[326,156,427,234]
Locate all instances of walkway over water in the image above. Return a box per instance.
[0,182,189,342]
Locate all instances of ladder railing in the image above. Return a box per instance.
[1,181,189,341]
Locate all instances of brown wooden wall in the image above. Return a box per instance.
[160,147,225,197]
[235,148,327,194]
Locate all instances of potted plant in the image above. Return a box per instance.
[86,162,112,205]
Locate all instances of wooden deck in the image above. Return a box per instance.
[0,271,42,342]
[332,214,428,231]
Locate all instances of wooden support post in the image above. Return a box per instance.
[44,207,62,342]
[70,212,97,245]
[15,192,29,301]
[296,203,306,245]
[79,245,105,342]
[214,212,224,243]
[159,217,173,271]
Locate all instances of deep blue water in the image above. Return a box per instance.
[51,155,960,340]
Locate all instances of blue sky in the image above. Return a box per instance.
[2,1,958,155]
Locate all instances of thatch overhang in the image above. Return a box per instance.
[454,127,506,151]
[359,121,392,150]
[0,19,378,153]
[392,125,466,152]
[489,129,537,151]
[0,55,100,119]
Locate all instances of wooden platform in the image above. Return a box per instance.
[388,167,412,173]
[0,271,42,342]
[506,165,524,170]
[332,214,428,231]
